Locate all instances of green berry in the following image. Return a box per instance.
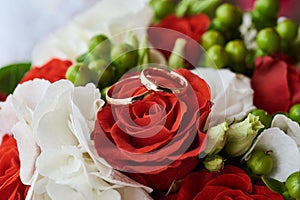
[88,59,112,84]
[225,40,248,64]
[66,63,81,83]
[286,171,300,199]
[88,34,111,58]
[276,19,299,43]
[74,65,94,86]
[151,0,175,19]
[289,104,300,124]
[215,3,243,29]
[251,10,277,30]
[246,149,273,175]
[256,28,281,54]
[254,0,279,19]
[110,43,138,74]
[206,45,230,69]
[201,30,225,50]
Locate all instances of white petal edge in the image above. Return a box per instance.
[272,114,300,153]
[13,120,40,185]
[192,68,255,130]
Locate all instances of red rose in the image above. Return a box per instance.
[0,135,29,199]
[92,69,211,190]
[163,165,284,200]
[20,59,72,83]
[251,56,300,114]
[148,14,210,68]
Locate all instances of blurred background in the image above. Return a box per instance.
[0,0,98,66]
[0,0,299,67]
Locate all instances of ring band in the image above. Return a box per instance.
[106,75,149,105]
[140,66,188,94]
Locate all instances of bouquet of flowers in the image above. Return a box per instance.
[1,0,300,199]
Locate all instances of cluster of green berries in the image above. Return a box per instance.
[66,34,139,89]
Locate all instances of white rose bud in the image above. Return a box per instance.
[223,113,264,157]
[205,122,229,156]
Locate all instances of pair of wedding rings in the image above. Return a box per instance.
[106,66,189,105]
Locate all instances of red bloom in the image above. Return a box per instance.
[251,56,300,114]
[92,69,211,190]
[163,165,284,200]
[0,135,29,200]
[148,14,210,68]
[20,59,72,83]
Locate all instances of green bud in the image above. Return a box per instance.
[168,38,186,69]
[88,34,111,58]
[223,113,264,157]
[205,122,228,156]
[246,149,273,175]
[286,171,300,199]
[203,155,225,172]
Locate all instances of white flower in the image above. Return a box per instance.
[0,79,152,199]
[242,114,300,181]
[192,68,255,130]
[32,0,153,66]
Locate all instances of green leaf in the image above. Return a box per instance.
[261,176,286,194]
[0,63,31,94]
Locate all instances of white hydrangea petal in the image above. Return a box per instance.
[36,110,78,150]
[13,120,40,185]
[12,79,50,110]
[0,96,18,139]
[243,128,300,181]
[73,83,103,130]
[0,79,50,140]
[46,182,86,200]
[99,189,121,200]
[36,147,82,180]
[192,68,255,130]
[272,114,300,152]
[32,80,74,132]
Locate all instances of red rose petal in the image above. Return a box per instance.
[177,170,218,200]
[205,173,252,193]
[20,59,72,83]
[287,65,300,107]
[213,188,253,200]
[251,56,291,113]
[0,135,29,200]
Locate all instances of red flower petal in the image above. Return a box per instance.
[20,59,72,83]
[251,56,290,113]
